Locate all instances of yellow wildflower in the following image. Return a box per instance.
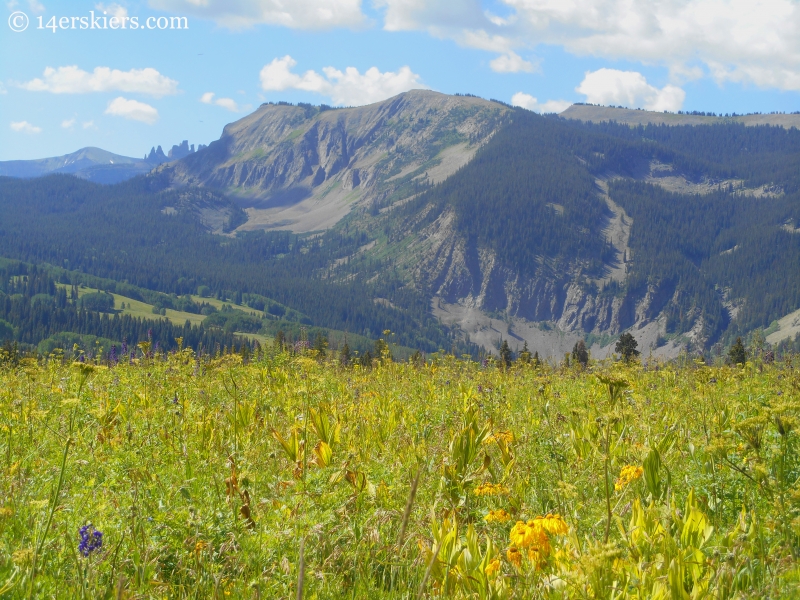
[615,465,644,491]
[0,507,12,518]
[506,547,522,568]
[510,520,549,549]
[485,430,514,445]
[527,541,551,568]
[485,509,511,523]
[485,558,501,577]
[538,513,569,536]
[474,482,510,496]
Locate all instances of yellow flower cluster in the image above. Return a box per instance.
[615,465,644,491]
[508,514,569,568]
[474,482,510,496]
[485,558,501,577]
[484,509,511,523]
[484,430,514,445]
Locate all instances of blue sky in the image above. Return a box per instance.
[2,0,799,161]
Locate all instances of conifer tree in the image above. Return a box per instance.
[572,340,589,368]
[728,337,747,366]
[499,339,513,367]
[519,341,532,364]
[615,333,640,362]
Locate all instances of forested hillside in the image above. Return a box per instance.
[0,174,459,354]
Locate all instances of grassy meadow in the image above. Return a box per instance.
[0,344,799,598]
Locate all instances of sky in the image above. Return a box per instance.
[1,0,800,161]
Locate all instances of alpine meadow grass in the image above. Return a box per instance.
[1,343,799,598]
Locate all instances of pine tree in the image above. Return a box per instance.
[615,332,640,362]
[728,337,747,366]
[313,333,327,358]
[275,330,286,352]
[340,342,351,366]
[499,339,512,367]
[532,351,541,368]
[572,340,589,368]
[518,341,532,364]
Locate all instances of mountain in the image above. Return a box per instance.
[2,93,800,361]
[158,90,509,232]
[0,141,207,185]
[0,147,157,184]
[560,104,800,129]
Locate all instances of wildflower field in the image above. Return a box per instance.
[1,346,800,598]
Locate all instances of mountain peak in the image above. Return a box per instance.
[158,91,511,233]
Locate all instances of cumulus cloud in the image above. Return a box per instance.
[20,66,179,97]
[489,51,536,73]
[148,0,365,30]
[10,121,42,134]
[576,68,685,112]
[511,92,570,113]
[259,55,426,106]
[82,121,95,129]
[200,92,242,112]
[61,118,76,128]
[375,0,800,92]
[95,3,129,20]
[104,97,159,124]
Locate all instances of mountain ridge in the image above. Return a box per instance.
[560,104,800,128]
[158,90,510,233]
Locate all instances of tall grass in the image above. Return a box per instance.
[0,346,798,597]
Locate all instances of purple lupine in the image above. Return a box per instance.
[109,345,117,366]
[78,524,103,557]
[129,350,135,364]
[121,338,128,356]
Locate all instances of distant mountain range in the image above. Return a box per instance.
[0,140,206,184]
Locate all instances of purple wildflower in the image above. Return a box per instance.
[78,524,103,557]
[109,345,117,366]
[121,338,128,356]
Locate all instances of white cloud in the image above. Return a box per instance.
[377,0,486,32]
[576,68,685,112]
[200,92,242,112]
[489,51,536,73]
[259,55,426,106]
[20,66,179,97]
[511,92,570,113]
[375,0,800,92]
[27,0,45,13]
[10,121,42,134]
[0,83,6,95]
[104,97,159,124]
[95,3,129,21]
[61,118,76,128]
[82,120,95,129]
[148,0,365,30]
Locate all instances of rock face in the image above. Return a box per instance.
[403,205,701,358]
[159,90,509,232]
